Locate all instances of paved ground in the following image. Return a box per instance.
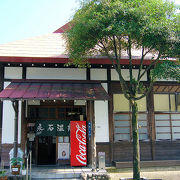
[107,166,180,180]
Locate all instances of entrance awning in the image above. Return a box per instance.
[0,79,110,101]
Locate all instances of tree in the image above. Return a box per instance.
[65,0,180,179]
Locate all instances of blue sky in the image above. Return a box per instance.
[0,0,79,44]
[0,0,179,44]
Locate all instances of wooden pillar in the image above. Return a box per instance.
[0,65,4,128]
[12,100,19,158]
[87,100,96,170]
[107,68,114,163]
[21,66,27,152]
[0,65,4,160]
[87,101,91,165]
[90,100,96,171]
[21,101,27,152]
[147,91,155,160]
[147,70,155,160]
[0,65,4,148]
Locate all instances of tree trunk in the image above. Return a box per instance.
[131,101,140,180]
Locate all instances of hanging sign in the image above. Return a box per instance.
[70,121,87,166]
[35,120,70,136]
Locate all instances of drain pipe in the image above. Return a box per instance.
[26,150,32,180]
[12,100,18,158]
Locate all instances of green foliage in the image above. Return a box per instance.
[22,161,25,170]
[65,1,179,179]
[66,0,177,63]
[65,0,179,101]
[0,171,6,177]
[151,60,180,82]
[10,157,23,166]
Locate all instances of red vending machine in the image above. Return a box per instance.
[70,121,87,166]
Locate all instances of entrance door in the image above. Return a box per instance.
[38,136,56,165]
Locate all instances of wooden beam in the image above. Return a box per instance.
[86,68,90,81]
[22,66,26,79]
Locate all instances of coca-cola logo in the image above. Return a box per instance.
[75,123,86,165]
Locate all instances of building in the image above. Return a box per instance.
[0,24,179,167]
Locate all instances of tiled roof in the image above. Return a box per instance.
[54,22,72,33]
[0,79,110,100]
[0,23,171,65]
[0,33,66,58]
[0,32,155,60]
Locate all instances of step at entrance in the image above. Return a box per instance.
[30,166,91,180]
[31,171,81,179]
[31,178,82,180]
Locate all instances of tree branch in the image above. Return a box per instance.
[100,39,130,100]
[137,47,153,82]
[133,80,154,101]
[139,52,161,80]
[128,36,133,83]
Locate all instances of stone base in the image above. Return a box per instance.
[81,171,110,180]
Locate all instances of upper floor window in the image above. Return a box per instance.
[113,94,147,112]
[154,94,180,112]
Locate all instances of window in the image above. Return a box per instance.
[113,94,148,142]
[28,106,86,121]
[114,113,148,141]
[155,113,180,140]
[113,94,147,112]
[154,93,179,112]
[114,114,130,141]
[154,94,169,111]
[154,93,180,140]
[113,94,129,112]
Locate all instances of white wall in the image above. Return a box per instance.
[27,68,86,80]
[156,78,178,82]
[111,69,147,81]
[2,67,110,144]
[4,67,22,79]
[95,83,109,142]
[2,82,22,144]
[90,69,107,80]
[95,100,109,142]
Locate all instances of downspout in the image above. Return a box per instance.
[12,100,19,158]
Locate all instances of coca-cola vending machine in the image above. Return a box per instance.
[70,121,87,166]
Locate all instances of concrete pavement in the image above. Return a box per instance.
[107,166,180,180]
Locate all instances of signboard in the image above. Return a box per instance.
[35,120,70,136]
[88,121,91,139]
[58,143,70,160]
[70,121,87,166]
[27,132,35,141]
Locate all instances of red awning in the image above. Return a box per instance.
[0,80,110,101]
